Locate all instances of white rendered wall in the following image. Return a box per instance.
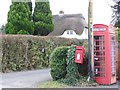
[60,29,88,39]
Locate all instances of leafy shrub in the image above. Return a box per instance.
[50,46,68,80]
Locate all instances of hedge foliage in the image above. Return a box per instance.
[1,35,83,73]
[50,46,68,80]
[50,44,88,86]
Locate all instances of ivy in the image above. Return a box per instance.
[58,45,80,86]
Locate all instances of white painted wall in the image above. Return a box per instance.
[60,28,88,39]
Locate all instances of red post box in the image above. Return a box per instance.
[75,46,84,64]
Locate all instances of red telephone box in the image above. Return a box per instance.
[93,24,116,85]
[75,46,84,64]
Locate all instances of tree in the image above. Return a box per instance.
[28,1,32,12]
[111,0,120,28]
[5,1,34,34]
[33,1,54,36]
[111,0,120,42]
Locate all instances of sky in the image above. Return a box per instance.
[0,0,114,26]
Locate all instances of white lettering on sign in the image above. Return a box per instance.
[93,28,106,31]
[77,53,80,60]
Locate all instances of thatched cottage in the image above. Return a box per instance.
[48,11,88,39]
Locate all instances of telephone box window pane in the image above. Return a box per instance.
[94,46,105,50]
[95,74,104,77]
[100,41,104,46]
[95,73,105,77]
[111,41,115,45]
[111,36,115,40]
[94,62,105,66]
[110,35,116,76]
[95,52,105,55]
[94,68,105,72]
[94,36,99,40]
[94,67,105,77]
[94,36,104,40]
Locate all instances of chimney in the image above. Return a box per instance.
[59,10,64,16]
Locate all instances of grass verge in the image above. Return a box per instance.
[38,80,69,88]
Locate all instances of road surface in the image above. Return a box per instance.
[0,69,119,89]
[0,69,52,88]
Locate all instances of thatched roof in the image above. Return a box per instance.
[48,14,88,36]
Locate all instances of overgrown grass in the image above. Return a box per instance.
[38,80,69,88]
[58,76,98,87]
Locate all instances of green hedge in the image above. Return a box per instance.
[1,35,84,73]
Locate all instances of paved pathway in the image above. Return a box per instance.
[0,69,52,88]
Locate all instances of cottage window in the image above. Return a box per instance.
[70,31,73,35]
[67,31,69,35]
